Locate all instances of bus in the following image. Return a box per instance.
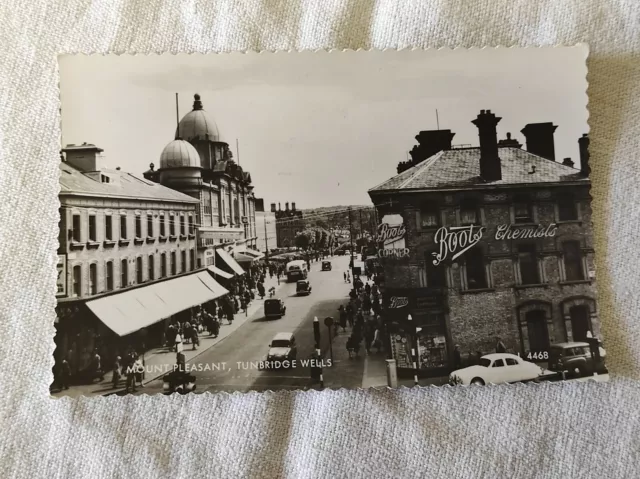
[286,260,308,282]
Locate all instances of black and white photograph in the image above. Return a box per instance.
[52,46,607,397]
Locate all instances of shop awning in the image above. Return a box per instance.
[216,248,246,276]
[207,265,233,280]
[244,247,265,260]
[85,272,229,337]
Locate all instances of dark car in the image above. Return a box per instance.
[296,280,312,296]
[264,298,286,319]
[322,261,332,271]
[548,341,607,377]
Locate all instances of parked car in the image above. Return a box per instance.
[547,341,607,377]
[449,353,544,386]
[296,280,312,296]
[266,333,298,366]
[264,298,286,319]
[322,261,332,271]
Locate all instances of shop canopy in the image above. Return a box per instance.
[243,247,265,260]
[85,272,229,337]
[216,248,246,276]
[207,265,233,280]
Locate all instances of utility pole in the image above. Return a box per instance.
[236,139,240,165]
[264,219,269,264]
[359,209,364,242]
[348,207,355,279]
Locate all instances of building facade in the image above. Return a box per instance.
[274,202,304,248]
[144,94,258,269]
[254,198,277,255]
[369,110,598,376]
[56,144,228,379]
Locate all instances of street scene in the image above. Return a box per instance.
[53,47,607,398]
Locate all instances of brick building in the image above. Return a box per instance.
[368,110,598,376]
[273,202,304,248]
[144,94,258,272]
[56,143,228,378]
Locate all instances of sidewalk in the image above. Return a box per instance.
[52,271,286,398]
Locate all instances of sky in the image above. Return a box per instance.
[59,47,589,209]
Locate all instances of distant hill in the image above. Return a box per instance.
[300,205,377,237]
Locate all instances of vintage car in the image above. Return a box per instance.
[547,341,607,377]
[321,261,332,271]
[266,332,298,367]
[449,353,544,386]
[162,369,197,395]
[296,280,312,296]
[264,298,286,319]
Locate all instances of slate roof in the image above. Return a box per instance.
[369,147,588,193]
[59,163,200,203]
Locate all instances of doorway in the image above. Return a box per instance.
[525,310,550,356]
[569,305,591,341]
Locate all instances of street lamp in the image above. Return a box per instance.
[407,314,419,386]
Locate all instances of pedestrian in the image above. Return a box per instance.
[112,356,122,389]
[346,303,354,328]
[133,355,144,388]
[373,328,382,353]
[91,350,104,382]
[365,283,371,295]
[59,358,71,390]
[346,336,355,359]
[453,345,462,369]
[175,331,183,353]
[344,272,347,283]
[124,353,136,393]
[365,328,374,355]
[166,324,176,351]
[211,317,220,338]
[192,324,199,350]
[338,305,347,332]
[495,337,506,354]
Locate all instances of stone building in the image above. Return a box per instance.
[56,143,228,377]
[254,198,277,255]
[274,202,304,248]
[368,110,598,376]
[144,94,258,272]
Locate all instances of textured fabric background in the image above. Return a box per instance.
[1,1,639,478]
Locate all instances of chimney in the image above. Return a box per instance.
[285,202,289,211]
[406,129,455,166]
[579,134,590,177]
[278,202,281,211]
[520,122,558,161]
[497,132,522,148]
[291,202,296,211]
[472,110,502,182]
[271,203,276,213]
[562,158,575,168]
[61,143,104,172]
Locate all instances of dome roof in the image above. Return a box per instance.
[175,93,220,142]
[159,140,201,169]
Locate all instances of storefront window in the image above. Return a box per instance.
[416,324,448,370]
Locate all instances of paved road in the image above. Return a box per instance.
[138,255,354,394]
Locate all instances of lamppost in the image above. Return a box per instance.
[407,314,419,386]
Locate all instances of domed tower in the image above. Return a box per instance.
[152,139,203,193]
[176,93,230,170]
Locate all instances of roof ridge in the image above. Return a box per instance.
[397,151,443,189]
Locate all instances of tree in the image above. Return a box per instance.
[295,231,310,250]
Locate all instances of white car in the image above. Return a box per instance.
[449,353,544,386]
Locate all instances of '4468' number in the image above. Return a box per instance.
[527,351,549,360]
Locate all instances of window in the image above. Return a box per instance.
[88,215,97,241]
[514,195,534,224]
[190,249,195,271]
[518,244,540,285]
[563,241,584,281]
[120,259,128,287]
[170,252,176,275]
[72,265,81,296]
[160,253,167,278]
[180,215,185,236]
[203,195,211,215]
[160,214,166,236]
[106,261,113,291]
[558,193,578,221]
[492,359,505,368]
[136,257,143,283]
[464,248,487,289]
[148,254,154,281]
[89,263,97,295]
[72,214,81,242]
[105,215,113,241]
[120,215,127,239]
[188,215,194,235]
[419,203,439,228]
[135,215,142,238]
[460,199,478,225]
[181,250,186,273]
[505,358,519,366]
[170,215,175,236]
[147,215,153,237]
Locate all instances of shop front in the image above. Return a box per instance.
[383,287,450,378]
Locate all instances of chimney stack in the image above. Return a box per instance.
[271,203,276,213]
[562,158,575,168]
[285,202,289,211]
[579,134,590,177]
[278,202,281,211]
[291,202,296,211]
[520,122,558,161]
[472,110,502,182]
[61,143,105,172]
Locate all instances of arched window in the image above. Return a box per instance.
[120,259,128,287]
[105,261,114,291]
[160,253,167,278]
[148,254,155,281]
[136,257,143,283]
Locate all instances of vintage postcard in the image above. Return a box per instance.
[52,46,607,398]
